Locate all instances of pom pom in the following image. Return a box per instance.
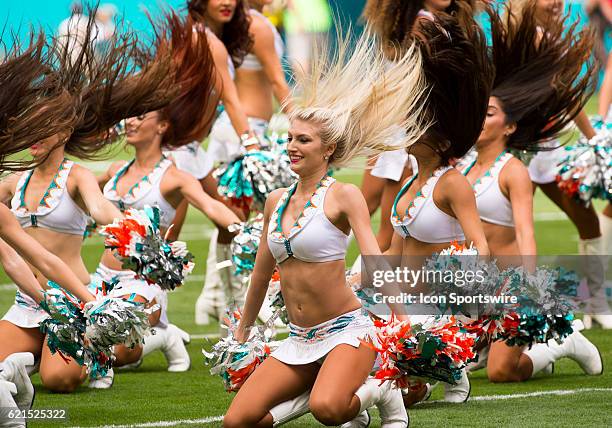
[203,309,279,392]
[214,150,297,212]
[39,281,154,378]
[229,214,264,276]
[367,316,476,388]
[268,270,289,324]
[100,206,195,290]
[556,131,612,206]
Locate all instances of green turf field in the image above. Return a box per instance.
[1,96,611,427]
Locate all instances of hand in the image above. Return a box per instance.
[234,325,250,343]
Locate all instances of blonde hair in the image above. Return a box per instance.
[287,27,429,168]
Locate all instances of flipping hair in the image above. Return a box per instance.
[187,0,253,68]
[363,0,477,57]
[149,11,219,148]
[10,7,176,162]
[489,4,596,150]
[0,30,78,171]
[288,26,430,168]
[412,4,494,162]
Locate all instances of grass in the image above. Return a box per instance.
[1,96,611,426]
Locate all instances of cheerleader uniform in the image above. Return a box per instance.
[527,142,565,184]
[92,156,176,328]
[3,159,88,328]
[391,166,465,243]
[266,176,374,364]
[461,151,515,227]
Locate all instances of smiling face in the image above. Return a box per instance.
[477,97,516,146]
[205,0,238,25]
[287,119,335,175]
[124,111,169,149]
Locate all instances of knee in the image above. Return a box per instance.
[223,410,259,428]
[487,367,522,383]
[113,345,142,367]
[40,370,83,393]
[310,395,349,426]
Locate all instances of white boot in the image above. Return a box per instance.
[270,390,311,426]
[355,379,408,428]
[142,326,190,372]
[580,237,612,329]
[195,230,225,325]
[443,369,470,403]
[340,410,371,428]
[523,329,603,377]
[0,353,34,410]
[0,380,25,428]
[88,368,114,390]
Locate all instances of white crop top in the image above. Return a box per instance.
[391,166,465,243]
[11,159,88,236]
[241,9,284,71]
[103,157,176,229]
[268,176,350,263]
[462,151,515,227]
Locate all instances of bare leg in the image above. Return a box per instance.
[223,357,319,428]
[0,321,43,361]
[39,338,87,393]
[487,342,532,383]
[309,344,376,426]
[537,183,601,239]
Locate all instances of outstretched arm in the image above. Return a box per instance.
[74,166,123,225]
[173,170,241,229]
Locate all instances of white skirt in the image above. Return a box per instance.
[272,308,374,365]
[528,143,564,184]
[2,290,48,329]
[207,111,269,164]
[164,141,214,180]
[89,264,168,328]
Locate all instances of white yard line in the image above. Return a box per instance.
[419,387,612,405]
[73,387,612,428]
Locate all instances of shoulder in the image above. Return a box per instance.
[207,32,228,55]
[437,168,473,198]
[70,163,96,180]
[329,181,361,200]
[500,156,531,188]
[250,13,274,38]
[263,187,287,218]
[1,173,22,187]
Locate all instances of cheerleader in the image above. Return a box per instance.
[237,0,291,122]
[462,5,602,382]
[181,0,257,326]
[92,12,242,385]
[512,0,612,328]
[223,26,430,427]
[362,0,476,252]
[0,16,171,392]
[378,5,492,407]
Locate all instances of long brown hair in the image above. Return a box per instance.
[489,5,596,151]
[0,31,79,171]
[8,7,176,163]
[411,3,494,163]
[187,0,253,68]
[148,11,219,148]
[363,0,477,56]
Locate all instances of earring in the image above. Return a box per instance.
[323,155,329,160]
